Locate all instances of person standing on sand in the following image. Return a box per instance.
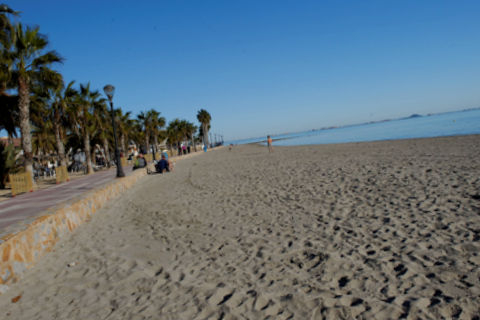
[267,135,273,153]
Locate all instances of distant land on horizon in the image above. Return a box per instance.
[230,106,480,144]
[309,106,480,134]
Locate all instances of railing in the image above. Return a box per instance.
[9,171,34,197]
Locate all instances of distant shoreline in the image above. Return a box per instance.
[228,108,480,145]
[248,133,480,147]
[227,107,480,144]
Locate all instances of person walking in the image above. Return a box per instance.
[267,135,273,153]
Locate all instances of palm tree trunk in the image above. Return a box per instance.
[92,147,97,166]
[191,136,196,152]
[80,106,94,174]
[18,76,35,184]
[83,129,94,174]
[54,122,67,167]
[103,137,110,167]
[120,134,126,154]
[203,125,209,146]
[145,132,150,154]
[153,135,158,155]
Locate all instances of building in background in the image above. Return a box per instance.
[0,137,21,148]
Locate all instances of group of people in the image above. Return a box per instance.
[33,161,57,179]
[135,136,273,174]
[178,143,192,156]
[132,151,173,174]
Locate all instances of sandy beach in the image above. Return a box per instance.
[0,135,479,319]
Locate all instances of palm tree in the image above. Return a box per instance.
[148,109,165,155]
[69,83,103,174]
[31,123,56,161]
[115,109,133,155]
[157,128,168,150]
[184,121,198,152]
[166,118,183,153]
[137,111,152,154]
[0,4,19,144]
[52,80,76,167]
[0,4,18,49]
[30,75,72,167]
[30,83,56,163]
[11,23,62,179]
[197,109,211,147]
[92,98,112,167]
[132,120,145,152]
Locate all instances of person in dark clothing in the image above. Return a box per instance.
[155,154,170,173]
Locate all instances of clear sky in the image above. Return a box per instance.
[4,0,480,141]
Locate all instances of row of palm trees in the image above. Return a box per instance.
[0,5,212,184]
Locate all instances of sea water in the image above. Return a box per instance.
[230,109,480,146]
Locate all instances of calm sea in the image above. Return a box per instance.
[230,109,480,146]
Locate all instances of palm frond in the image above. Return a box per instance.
[0,4,20,16]
[31,50,63,68]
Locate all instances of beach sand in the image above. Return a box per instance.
[0,135,479,319]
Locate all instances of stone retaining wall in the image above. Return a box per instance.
[0,168,147,293]
[0,147,222,294]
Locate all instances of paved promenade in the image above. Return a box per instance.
[0,166,133,232]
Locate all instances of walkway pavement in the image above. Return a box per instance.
[0,166,134,231]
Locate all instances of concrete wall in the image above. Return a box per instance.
[0,169,146,293]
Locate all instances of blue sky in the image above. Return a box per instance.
[4,0,480,141]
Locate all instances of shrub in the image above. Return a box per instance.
[0,143,20,189]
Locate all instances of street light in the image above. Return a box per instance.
[103,84,125,178]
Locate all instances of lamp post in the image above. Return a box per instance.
[103,84,125,178]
